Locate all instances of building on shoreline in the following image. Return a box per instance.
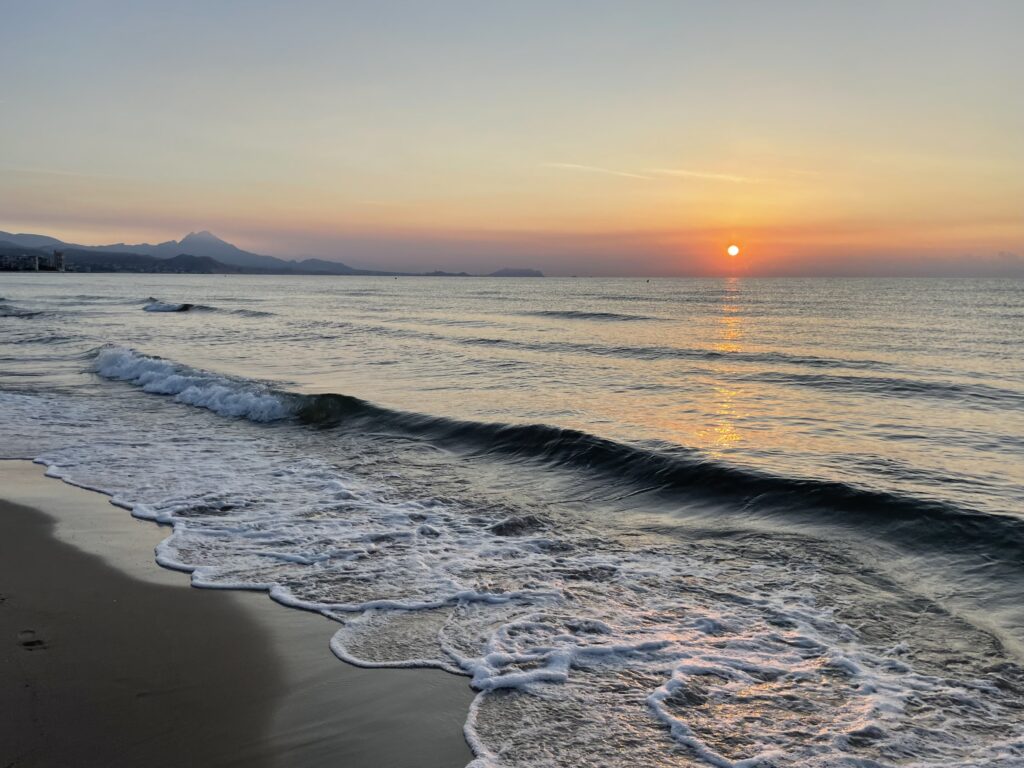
[0,250,65,271]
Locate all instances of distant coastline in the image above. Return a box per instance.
[0,229,543,277]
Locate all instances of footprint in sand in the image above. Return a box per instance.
[17,629,47,651]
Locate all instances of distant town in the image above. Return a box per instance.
[0,250,66,271]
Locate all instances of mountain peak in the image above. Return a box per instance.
[181,230,223,243]
[158,230,288,269]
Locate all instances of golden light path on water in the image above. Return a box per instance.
[697,277,745,456]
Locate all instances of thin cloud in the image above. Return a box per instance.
[543,163,653,180]
[544,163,762,184]
[647,168,760,183]
[3,166,126,180]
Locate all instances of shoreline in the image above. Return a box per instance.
[0,460,474,768]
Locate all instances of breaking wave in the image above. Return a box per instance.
[91,346,1024,563]
[94,345,291,420]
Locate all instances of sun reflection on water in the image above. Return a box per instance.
[696,278,746,455]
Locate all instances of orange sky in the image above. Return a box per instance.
[2,2,1021,275]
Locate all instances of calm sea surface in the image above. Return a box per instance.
[2,275,1023,766]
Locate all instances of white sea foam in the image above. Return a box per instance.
[93,346,292,421]
[3,359,1023,767]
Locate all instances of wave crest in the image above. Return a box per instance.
[93,346,292,421]
[91,346,1024,564]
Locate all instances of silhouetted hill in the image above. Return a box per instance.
[61,249,244,273]
[81,230,292,270]
[0,232,66,249]
[0,240,39,253]
[0,230,386,273]
[0,229,545,277]
[1,243,244,273]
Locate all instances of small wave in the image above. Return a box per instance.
[225,307,275,318]
[143,300,196,312]
[333,321,898,372]
[58,294,145,305]
[7,333,77,345]
[355,323,1024,398]
[0,302,45,319]
[142,298,273,317]
[520,310,657,322]
[742,370,1024,409]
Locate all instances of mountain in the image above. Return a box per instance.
[0,241,46,259]
[94,230,293,270]
[0,229,545,277]
[61,249,244,273]
[0,231,67,249]
[168,231,290,270]
[0,243,244,273]
[0,229,359,272]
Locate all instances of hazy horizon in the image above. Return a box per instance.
[3,224,1024,277]
[2,1,1022,276]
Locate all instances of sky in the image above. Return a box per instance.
[1,0,1022,276]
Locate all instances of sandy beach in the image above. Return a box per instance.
[0,460,474,768]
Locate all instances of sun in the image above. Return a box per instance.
[727,244,740,257]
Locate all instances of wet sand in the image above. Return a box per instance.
[0,461,475,768]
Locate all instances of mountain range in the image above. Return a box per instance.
[0,229,543,277]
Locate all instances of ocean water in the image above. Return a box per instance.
[2,274,1023,767]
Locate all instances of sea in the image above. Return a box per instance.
[2,274,1023,767]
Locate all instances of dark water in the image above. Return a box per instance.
[2,274,1023,766]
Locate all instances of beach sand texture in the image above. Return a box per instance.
[0,461,474,768]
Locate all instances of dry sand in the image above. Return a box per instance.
[0,460,475,768]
